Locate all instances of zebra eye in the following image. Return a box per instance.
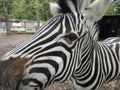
[64,32,78,43]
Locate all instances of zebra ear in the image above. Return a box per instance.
[82,0,112,21]
[81,0,91,12]
[50,2,61,16]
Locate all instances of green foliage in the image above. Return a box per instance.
[0,0,4,18]
[26,0,52,21]
[106,3,115,15]
[106,0,120,15]
[114,0,120,14]
[0,0,120,21]
[0,0,55,21]
[0,0,11,18]
[9,0,27,19]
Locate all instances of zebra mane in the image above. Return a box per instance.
[58,0,89,13]
[58,0,74,13]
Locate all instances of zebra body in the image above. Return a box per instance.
[0,0,117,90]
[70,36,120,90]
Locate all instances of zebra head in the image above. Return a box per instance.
[1,0,112,90]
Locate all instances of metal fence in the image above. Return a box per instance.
[0,19,43,34]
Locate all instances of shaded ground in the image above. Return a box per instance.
[0,34,120,90]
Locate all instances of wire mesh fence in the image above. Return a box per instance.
[0,19,43,34]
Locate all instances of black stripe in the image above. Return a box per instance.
[27,60,59,73]
[29,67,51,80]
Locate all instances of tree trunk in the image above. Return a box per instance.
[3,0,11,35]
[36,11,40,31]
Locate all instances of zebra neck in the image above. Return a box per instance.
[81,31,94,53]
[79,31,97,72]
[72,35,105,89]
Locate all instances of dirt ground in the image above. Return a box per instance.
[0,34,120,90]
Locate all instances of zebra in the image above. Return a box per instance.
[0,0,118,90]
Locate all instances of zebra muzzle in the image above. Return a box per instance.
[0,57,28,90]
